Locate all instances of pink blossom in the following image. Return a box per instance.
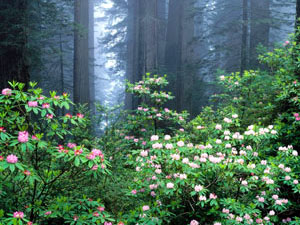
[76,113,84,118]
[166,182,174,189]
[28,101,38,107]
[142,205,150,211]
[87,153,95,160]
[199,195,207,201]
[209,193,217,199]
[104,222,112,225]
[215,124,222,130]
[2,88,12,96]
[46,114,53,119]
[67,143,77,149]
[152,142,163,149]
[241,180,248,186]
[74,149,83,155]
[45,211,52,216]
[165,143,173,149]
[18,131,29,143]
[190,220,199,225]
[222,208,229,214]
[92,149,102,156]
[6,154,18,164]
[92,165,98,170]
[177,141,184,147]
[73,215,79,221]
[13,211,24,219]
[93,212,99,217]
[42,103,50,108]
[293,180,299,184]
[194,185,203,192]
[272,195,279,200]
[97,206,105,211]
[131,190,137,195]
[140,150,148,157]
[151,135,159,141]
[269,210,275,216]
[258,197,265,202]
[23,170,31,176]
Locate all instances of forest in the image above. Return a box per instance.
[1,0,300,224]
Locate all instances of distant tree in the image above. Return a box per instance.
[74,0,90,105]
[296,0,300,44]
[125,0,163,110]
[249,0,270,69]
[241,0,249,74]
[0,1,30,90]
[165,0,196,112]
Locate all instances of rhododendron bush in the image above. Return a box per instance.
[0,82,113,224]
[1,38,300,225]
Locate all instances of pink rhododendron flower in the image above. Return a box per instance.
[76,113,84,118]
[104,222,112,225]
[194,185,203,192]
[97,206,105,211]
[74,149,83,155]
[67,143,76,149]
[215,124,222,130]
[131,190,137,194]
[166,182,174,189]
[92,165,98,170]
[209,193,217,199]
[46,114,53,119]
[190,220,199,225]
[93,212,99,217]
[6,154,18,164]
[28,101,38,107]
[2,88,12,96]
[199,195,206,201]
[13,211,24,219]
[0,127,6,133]
[151,135,159,141]
[23,170,31,176]
[42,103,50,108]
[18,131,29,143]
[142,205,150,211]
[92,149,102,156]
[44,211,52,216]
[87,153,95,160]
[177,141,184,147]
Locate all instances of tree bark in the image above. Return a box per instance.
[165,0,194,112]
[249,0,270,69]
[125,0,160,110]
[74,0,90,105]
[0,0,30,90]
[240,0,249,74]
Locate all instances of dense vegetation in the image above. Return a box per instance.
[1,34,300,224]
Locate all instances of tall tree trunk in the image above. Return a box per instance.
[89,0,95,114]
[296,0,300,42]
[157,0,167,73]
[125,0,139,110]
[249,0,270,69]
[240,0,249,74]
[0,0,30,90]
[295,0,300,78]
[165,0,194,112]
[125,0,160,110]
[74,0,90,105]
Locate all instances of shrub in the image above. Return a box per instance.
[0,82,113,224]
